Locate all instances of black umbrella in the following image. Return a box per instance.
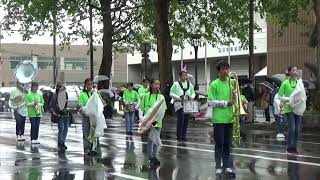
[258,81,274,91]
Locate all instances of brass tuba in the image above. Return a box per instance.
[229,72,247,146]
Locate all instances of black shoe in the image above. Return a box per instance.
[91,150,98,156]
[149,157,160,167]
[63,144,68,150]
[153,157,160,166]
[287,148,295,154]
[224,168,236,178]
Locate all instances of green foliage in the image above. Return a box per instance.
[259,0,312,26]
[137,0,261,49]
[0,0,140,50]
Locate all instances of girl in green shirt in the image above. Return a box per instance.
[140,79,166,167]
[123,82,139,135]
[278,65,302,154]
[78,78,95,155]
[25,82,44,144]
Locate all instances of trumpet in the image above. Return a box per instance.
[229,72,247,146]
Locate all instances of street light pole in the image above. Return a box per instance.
[53,0,57,85]
[191,34,202,93]
[194,45,199,91]
[89,0,94,80]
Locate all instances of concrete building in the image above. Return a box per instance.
[267,11,316,80]
[127,14,267,90]
[127,35,267,91]
[0,43,128,87]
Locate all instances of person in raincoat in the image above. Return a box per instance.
[140,79,167,167]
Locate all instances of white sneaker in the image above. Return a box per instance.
[276,133,285,139]
[16,136,20,141]
[21,135,25,141]
[31,140,37,144]
[35,140,40,144]
[216,168,223,175]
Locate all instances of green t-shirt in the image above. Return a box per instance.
[278,79,297,113]
[138,86,148,98]
[208,78,233,124]
[25,92,44,118]
[10,87,27,116]
[140,92,166,128]
[123,89,139,104]
[78,91,92,107]
[123,89,139,112]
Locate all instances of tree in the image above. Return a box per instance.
[260,0,320,109]
[138,0,260,93]
[0,0,140,89]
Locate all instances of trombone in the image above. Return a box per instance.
[229,72,247,146]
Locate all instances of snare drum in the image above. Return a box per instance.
[183,100,198,113]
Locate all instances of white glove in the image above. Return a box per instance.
[138,109,144,122]
[80,106,89,116]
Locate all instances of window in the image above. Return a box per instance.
[10,60,20,69]
[64,58,88,70]
[235,47,238,51]
[230,47,233,52]
[222,48,225,52]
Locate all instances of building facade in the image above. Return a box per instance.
[267,11,316,80]
[0,43,128,87]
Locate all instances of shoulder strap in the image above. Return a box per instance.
[178,81,190,96]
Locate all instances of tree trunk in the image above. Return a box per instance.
[154,0,173,92]
[315,0,320,89]
[154,0,173,114]
[313,0,320,109]
[98,0,113,90]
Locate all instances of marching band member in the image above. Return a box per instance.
[123,82,139,135]
[49,83,70,151]
[278,65,305,154]
[138,79,150,152]
[207,61,236,177]
[10,81,28,141]
[138,79,149,99]
[140,79,167,167]
[239,93,248,138]
[170,65,195,142]
[25,82,44,144]
[78,78,94,155]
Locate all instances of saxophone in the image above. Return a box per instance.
[229,72,247,146]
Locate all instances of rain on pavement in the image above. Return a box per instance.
[0,112,319,180]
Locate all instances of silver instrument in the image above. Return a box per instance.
[14,60,38,84]
[9,60,37,109]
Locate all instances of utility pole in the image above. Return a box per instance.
[53,0,57,85]
[249,0,254,79]
[89,0,94,80]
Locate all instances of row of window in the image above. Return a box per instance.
[218,46,257,53]
[10,56,88,70]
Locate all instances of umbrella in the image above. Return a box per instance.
[258,81,274,91]
[133,84,142,89]
[272,74,287,82]
[187,74,195,85]
[238,77,253,85]
[93,75,109,82]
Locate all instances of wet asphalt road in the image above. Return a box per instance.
[0,112,319,180]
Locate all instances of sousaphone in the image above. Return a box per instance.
[9,60,37,109]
